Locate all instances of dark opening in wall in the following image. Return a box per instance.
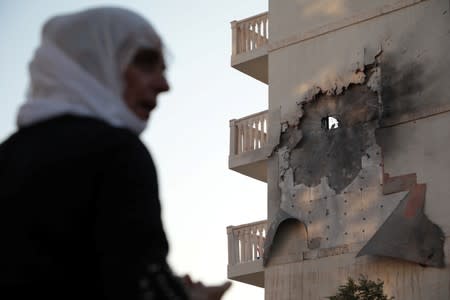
[322,116,340,130]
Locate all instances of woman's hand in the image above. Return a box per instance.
[182,275,232,300]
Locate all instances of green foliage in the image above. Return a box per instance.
[328,275,394,300]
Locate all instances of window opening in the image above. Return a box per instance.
[322,116,340,131]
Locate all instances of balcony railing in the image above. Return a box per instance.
[231,12,269,56]
[230,110,268,157]
[227,220,267,266]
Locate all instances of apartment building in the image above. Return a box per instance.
[226,0,450,299]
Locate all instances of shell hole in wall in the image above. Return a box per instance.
[322,116,340,131]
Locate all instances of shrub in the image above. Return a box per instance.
[328,275,394,300]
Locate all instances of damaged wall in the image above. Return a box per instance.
[268,0,450,124]
[265,68,444,267]
[264,0,450,299]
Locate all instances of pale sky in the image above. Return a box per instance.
[0,1,267,299]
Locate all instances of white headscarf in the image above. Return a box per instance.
[17,7,163,135]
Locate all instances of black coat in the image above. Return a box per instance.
[0,115,188,299]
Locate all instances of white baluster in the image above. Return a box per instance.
[238,123,243,154]
[237,229,243,263]
[253,19,257,48]
[227,226,235,265]
[246,121,250,151]
[229,119,237,156]
[245,228,252,262]
[240,228,245,262]
[257,19,262,46]
[251,226,257,261]
[239,23,244,53]
[262,18,266,41]
[231,21,238,56]
[245,120,251,152]
[263,117,268,145]
[257,116,263,148]
[259,225,266,258]
[252,119,256,150]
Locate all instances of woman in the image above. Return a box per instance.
[0,7,229,300]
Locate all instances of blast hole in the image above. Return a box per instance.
[322,116,340,131]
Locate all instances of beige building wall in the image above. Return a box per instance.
[268,0,450,121]
[264,0,450,299]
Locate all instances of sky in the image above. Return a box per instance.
[0,1,268,299]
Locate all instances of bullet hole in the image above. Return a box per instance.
[322,116,340,130]
[325,209,329,216]
[326,225,330,229]
[344,212,347,216]
[326,237,329,240]
[380,204,384,208]
[363,217,366,221]
[362,229,365,233]
[344,232,348,235]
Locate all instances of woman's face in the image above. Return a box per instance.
[123,49,170,120]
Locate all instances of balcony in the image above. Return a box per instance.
[229,110,269,182]
[227,220,267,287]
[231,12,268,84]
